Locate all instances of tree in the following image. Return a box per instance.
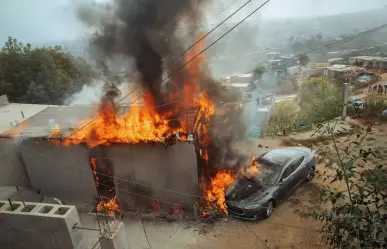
[252,65,265,82]
[298,77,341,123]
[316,33,323,40]
[0,37,96,104]
[298,122,387,248]
[297,53,310,66]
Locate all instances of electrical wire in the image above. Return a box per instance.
[173,0,267,64]
[63,21,387,137]
[63,0,271,137]
[176,0,244,38]
[2,11,385,136]
[90,0,253,97]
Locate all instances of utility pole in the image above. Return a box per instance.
[342,83,349,120]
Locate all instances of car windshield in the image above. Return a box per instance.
[260,149,296,165]
[244,159,282,186]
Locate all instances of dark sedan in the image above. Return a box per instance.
[225,147,316,220]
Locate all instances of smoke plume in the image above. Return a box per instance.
[78,0,210,107]
[77,0,248,171]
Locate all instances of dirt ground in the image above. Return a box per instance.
[353,73,387,99]
[78,180,325,249]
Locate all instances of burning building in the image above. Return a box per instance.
[6,103,201,211]
[0,0,250,217]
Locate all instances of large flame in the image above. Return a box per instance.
[204,170,237,214]
[49,101,186,148]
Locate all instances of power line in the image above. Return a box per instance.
[67,20,387,136]
[1,20,386,141]
[143,22,387,113]
[176,0,244,38]
[64,0,270,138]
[173,0,266,64]
[101,0,251,91]
[5,5,385,137]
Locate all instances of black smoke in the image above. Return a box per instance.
[78,0,208,107]
[78,0,249,174]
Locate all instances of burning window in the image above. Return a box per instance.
[89,156,120,215]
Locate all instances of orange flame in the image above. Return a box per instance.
[241,157,260,179]
[97,196,120,215]
[48,34,209,148]
[3,122,30,138]
[204,170,237,214]
[48,102,187,148]
[90,157,99,188]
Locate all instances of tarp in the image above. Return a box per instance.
[358,75,372,79]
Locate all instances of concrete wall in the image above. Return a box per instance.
[0,139,30,187]
[0,200,82,249]
[20,139,200,210]
[20,139,98,207]
[110,143,200,209]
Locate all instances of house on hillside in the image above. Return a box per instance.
[326,64,367,84]
[350,56,387,69]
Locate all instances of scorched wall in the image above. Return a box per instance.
[20,139,200,210]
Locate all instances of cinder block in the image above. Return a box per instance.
[16,228,55,244]
[0,227,18,242]
[0,201,7,210]
[0,201,83,248]
[0,202,80,231]
[51,206,81,231]
[52,229,82,247]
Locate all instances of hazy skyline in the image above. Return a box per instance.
[0,0,386,44]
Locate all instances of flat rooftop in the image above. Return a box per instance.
[0,105,134,138]
[0,103,50,135]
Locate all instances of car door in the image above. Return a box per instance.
[276,164,296,201]
[288,156,306,188]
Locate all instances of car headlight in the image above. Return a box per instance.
[245,203,261,209]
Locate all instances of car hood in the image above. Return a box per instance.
[225,176,265,202]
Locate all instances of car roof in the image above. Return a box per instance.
[260,147,307,166]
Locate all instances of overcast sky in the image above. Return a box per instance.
[0,0,386,44]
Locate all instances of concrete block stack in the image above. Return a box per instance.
[0,200,82,249]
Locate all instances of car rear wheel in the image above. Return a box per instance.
[263,200,274,219]
[306,167,315,181]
